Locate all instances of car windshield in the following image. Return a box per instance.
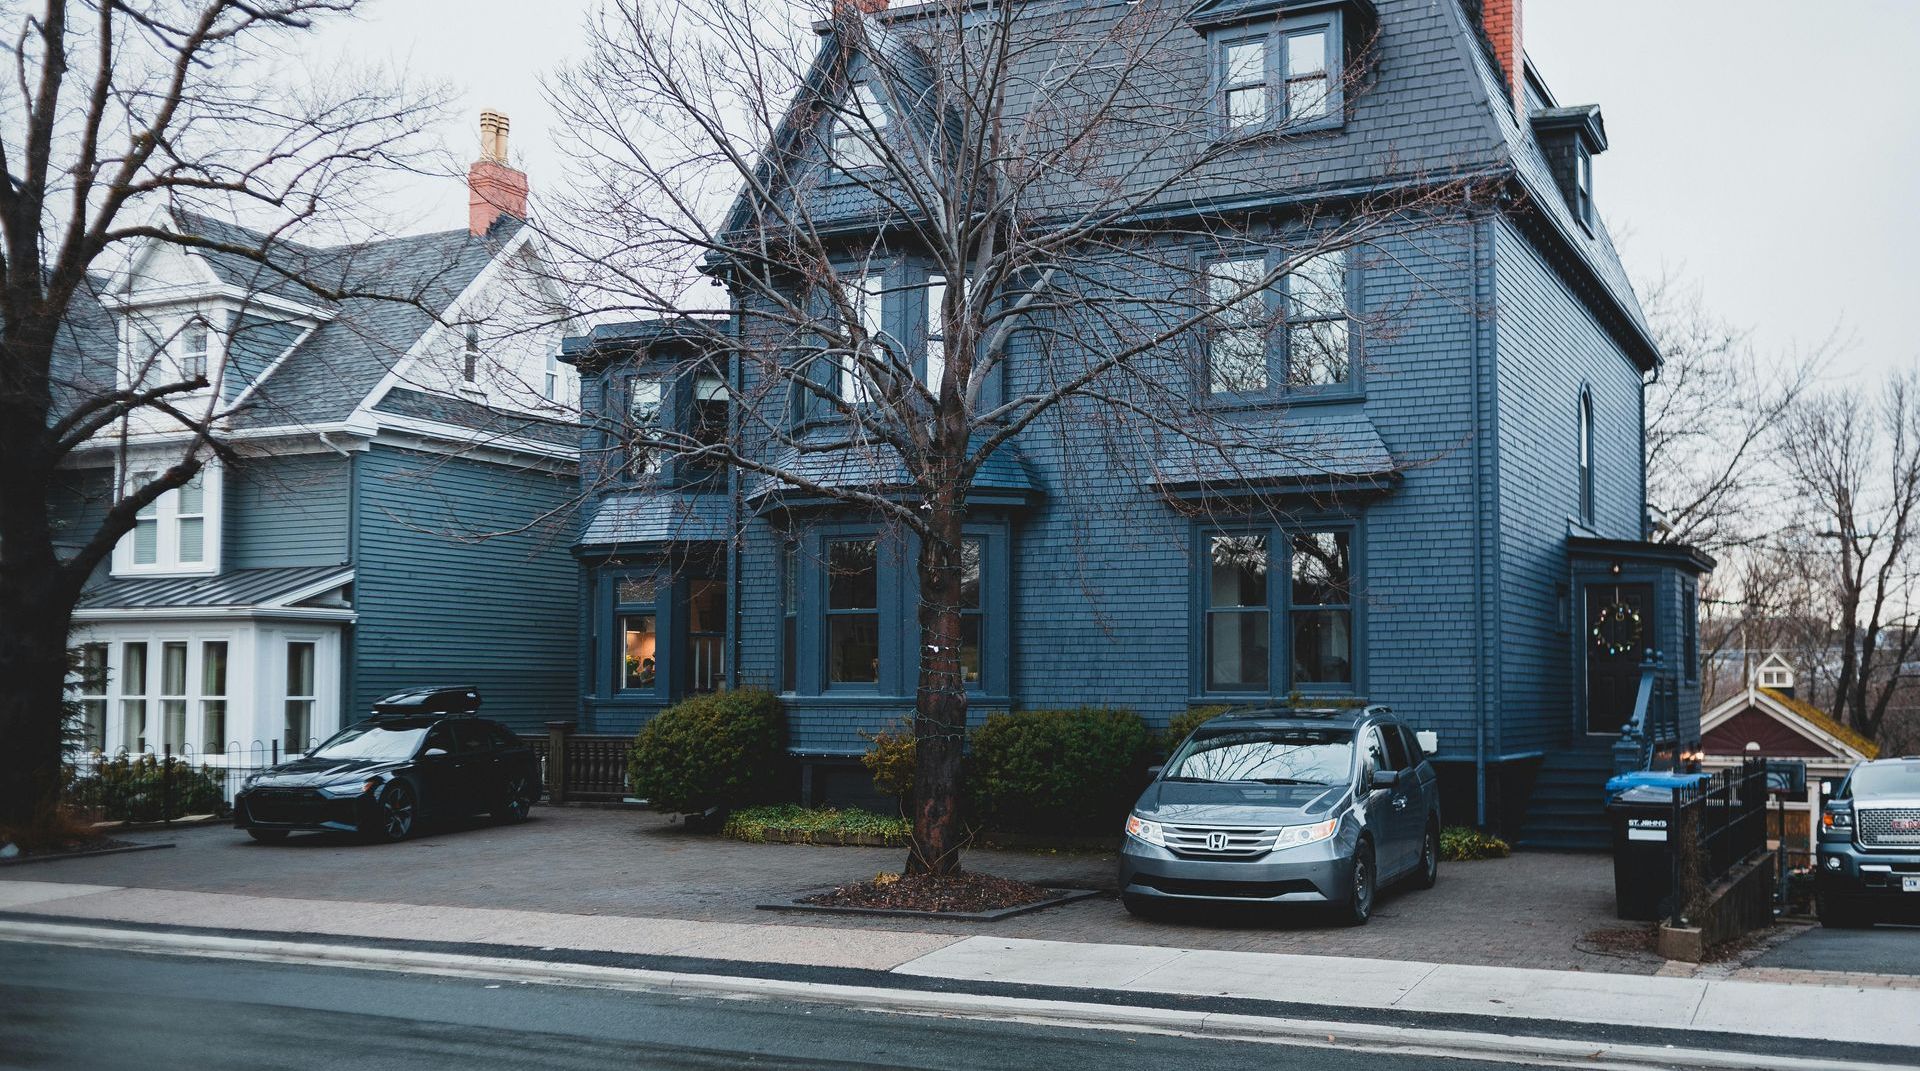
[1847,763,1920,798]
[307,724,429,761]
[1164,728,1354,785]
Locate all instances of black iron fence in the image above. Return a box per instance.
[1669,757,1769,927]
[63,740,317,824]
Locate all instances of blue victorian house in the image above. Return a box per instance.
[565,0,1710,843]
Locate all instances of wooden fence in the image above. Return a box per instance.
[527,723,634,804]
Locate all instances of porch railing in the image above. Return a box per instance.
[1612,650,1682,775]
[530,723,634,803]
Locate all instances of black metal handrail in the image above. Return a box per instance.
[1668,757,1769,927]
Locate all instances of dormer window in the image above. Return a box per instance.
[1574,145,1595,228]
[463,326,481,384]
[833,83,888,170]
[179,319,210,382]
[1210,11,1344,136]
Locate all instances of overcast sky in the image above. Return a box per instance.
[325,0,1920,383]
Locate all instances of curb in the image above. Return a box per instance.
[0,842,175,868]
[2,918,1912,1071]
[756,886,1102,920]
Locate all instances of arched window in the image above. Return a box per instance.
[1577,388,1595,524]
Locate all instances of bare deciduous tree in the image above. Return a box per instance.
[1777,375,1920,742]
[0,0,444,839]
[545,0,1477,873]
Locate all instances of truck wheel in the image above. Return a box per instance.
[1342,841,1375,926]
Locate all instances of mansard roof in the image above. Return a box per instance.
[723,0,1656,366]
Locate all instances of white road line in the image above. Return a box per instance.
[0,919,1905,1071]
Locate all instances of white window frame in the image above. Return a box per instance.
[833,82,889,171]
[112,459,222,577]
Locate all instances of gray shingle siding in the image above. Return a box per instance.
[349,444,577,731]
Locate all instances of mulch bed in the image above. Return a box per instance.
[799,871,1056,914]
[1575,925,1658,960]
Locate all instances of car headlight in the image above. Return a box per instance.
[318,778,381,798]
[1272,818,1340,850]
[1125,814,1166,847]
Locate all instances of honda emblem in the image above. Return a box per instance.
[1206,831,1229,851]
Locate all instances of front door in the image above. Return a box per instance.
[1585,583,1653,735]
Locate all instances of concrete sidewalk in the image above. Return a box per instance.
[5,875,1917,1050]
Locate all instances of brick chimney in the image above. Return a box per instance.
[1477,0,1524,115]
[468,111,529,236]
[836,0,887,16]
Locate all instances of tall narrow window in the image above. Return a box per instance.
[826,539,881,684]
[1578,389,1595,524]
[781,545,800,693]
[179,319,210,381]
[1290,531,1353,685]
[122,642,148,751]
[688,371,730,475]
[617,576,659,691]
[840,276,885,404]
[201,641,228,754]
[160,642,188,753]
[925,275,948,392]
[1285,250,1349,386]
[175,472,205,564]
[1575,147,1595,227]
[1207,258,1269,395]
[957,538,984,688]
[544,349,563,401]
[1223,39,1269,130]
[132,471,160,565]
[834,83,888,169]
[688,579,726,694]
[1206,534,1271,691]
[463,326,480,383]
[626,378,664,478]
[1284,29,1331,121]
[78,643,108,752]
[285,641,316,753]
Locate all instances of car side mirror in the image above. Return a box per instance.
[1147,764,1165,780]
[1370,768,1401,791]
[422,747,449,758]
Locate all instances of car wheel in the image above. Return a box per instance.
[1342,841,1376,926]
[245,828,288,844]
[1412,822,1439,891]
[368,780,417,843]
[1818,894,1871,929]
[493,774,534,823]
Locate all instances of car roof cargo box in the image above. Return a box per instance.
[371,685,480,717]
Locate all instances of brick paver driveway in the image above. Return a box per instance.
[31,806,1661,973]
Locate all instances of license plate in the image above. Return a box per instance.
[1903,876,1920,893]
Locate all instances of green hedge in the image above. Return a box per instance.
[628,689,786,814]
[968,707,1153,835]
[722,804,910,846]
[1439,826,1512,861]
[67,755,228,822]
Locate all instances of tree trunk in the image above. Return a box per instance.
[0,555,81,839]
[907,499,968,877]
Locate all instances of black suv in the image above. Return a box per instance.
[234,687,541,843]
[1817,756,1920,927]
[1120,705,1442,925]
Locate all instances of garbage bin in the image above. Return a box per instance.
[1603,772,1710,922]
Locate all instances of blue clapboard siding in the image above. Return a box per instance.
[224,453,351,569]
[350,444,578,731]
[49,466,115,582]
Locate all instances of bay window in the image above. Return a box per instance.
[160,641,188,752]
[958,538,984,688]
[626,377,664,478]
[617,576,659,691]
[1197,524,1357,695]
[925,274,949,392]
[285,641,316,752]
[200,641,228,753]
[827,538,881,685]
[77,644,108,752]
[121,642,148,751]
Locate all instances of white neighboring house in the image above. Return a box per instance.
[58,112,582,764]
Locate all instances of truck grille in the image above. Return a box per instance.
[1857,807,1920,850]
[1162,824,1279,859]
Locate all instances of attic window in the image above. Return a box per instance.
[179,319,210,381]
[1210,12,1344,136]
[463,326,480,383]
[833,83,888,170]
[1574,145,1595,228]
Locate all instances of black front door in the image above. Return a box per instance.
[1585,583,1653,735]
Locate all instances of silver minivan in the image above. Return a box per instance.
[1119,706,1441,925]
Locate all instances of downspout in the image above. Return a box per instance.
[1470,205,1492,828]
[727,286,745,691]
[318,431,358,726]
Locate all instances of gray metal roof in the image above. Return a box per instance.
[76,565,352,610]
[747,432,1042,502]
[374,388,579,450]
[1150,409,1395,490]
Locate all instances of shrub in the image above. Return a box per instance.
[1439,826,1512,862]
[628,688,786,814]
[1162,705,1236,751]
[722,804,910,846]
[66,754,228,822]
[968,707,1153,835]
[859,719,916,803]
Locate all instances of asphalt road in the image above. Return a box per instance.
[0,942,1515,1071]
[1755,919,1920,975]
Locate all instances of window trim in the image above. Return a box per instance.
[1209,12,1345,139]
[823,535,884,691]
[1192,519,1363,700]
[831,80,890,172]
[1203,244,1360,405]
[1573,143,1595,231]
[1577,386,1596,526]
[112,459,222,577]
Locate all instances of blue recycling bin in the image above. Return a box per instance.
[1604,772,1711,921]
